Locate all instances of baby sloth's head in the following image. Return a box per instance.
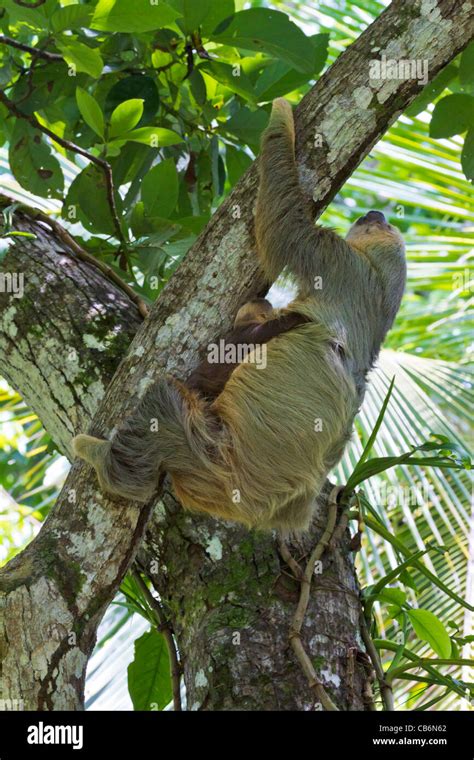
[346,210,405,258]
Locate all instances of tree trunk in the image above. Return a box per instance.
[0,0,472,711]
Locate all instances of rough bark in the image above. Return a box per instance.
[0,215,142,456]
[0,0,472,711]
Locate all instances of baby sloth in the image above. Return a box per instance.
[73,98,406,532]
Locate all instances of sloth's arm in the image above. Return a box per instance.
[255,99,359,297]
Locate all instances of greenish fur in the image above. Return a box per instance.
[72,99,406,533]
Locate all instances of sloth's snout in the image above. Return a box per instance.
[356,210,386,225]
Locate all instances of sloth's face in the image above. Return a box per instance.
[345,210,405,257]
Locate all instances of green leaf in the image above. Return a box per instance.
[386,604,402,620]
[461,128,474,181]
[110,99,144,138]
[57,39,103,79]
[430,94,474,138]
[364,510,474,614]
[199,61,255,102]
[91,0,181,33]
[141,158,179,218]
[210,9,315,74]
[345,378,395,491]
[375,588,407,606]
[225,106,269,149]
[226,144,252,185]
[189,69,207,106]
[346,452,465,489]
[120,127,183,147]
[105,75,160,124]
[169,0,234,34]
[8,121,64,199]
[407,609,452,659]
[76,87,104,139]
[405,64,458,118]
[459,41,474,86]
[210,136,225,196]
[127,629,172,711]
[51,5,93,32]
[2,0,46,29]
[399,569,418,591]
[254,33,329,102]
[10,62,74,111]
[64,164,118,235]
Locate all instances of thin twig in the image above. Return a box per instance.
[0,35,63,61]
[1,195,149,318]
[0,90,126,249]
[329,510,349,549]
[360,612,394,711]
[287,486,343,711]
[132,569,182,712]
[278,538,304,581]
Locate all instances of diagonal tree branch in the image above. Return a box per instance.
[0,35,63,61]
[0,0,472,710]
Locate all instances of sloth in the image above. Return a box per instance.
[186,298,308,399]
[72,98,406,532]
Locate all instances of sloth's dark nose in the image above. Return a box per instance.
[356,210,386,225]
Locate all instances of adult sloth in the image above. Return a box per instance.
[73,99,406,532]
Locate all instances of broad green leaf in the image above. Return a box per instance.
[57,39,103,78]
[405,64,458,118]
[76,87,104,139]
[224,106,269,149]
[2,0,46,29]
[169,0,234,34]
[64,163,118,235]
[430,94,474,138]
[121,127,183,147]
[407,609,452,659]
[210,9,315,74]
[110,99,144,138]
[127,629,172,711]
[105,75,159,123]
[459,42,474,86]
[255,33,329,102]
[226,144,252,185]
[141,158,179,218]
[10,62,74,111]
[199,61,255,102]
[189,69,207,106]
[8,121,64,199]
[375,588,407,606]
[51,5,93,32]
[461,128,474,180]
[91,0,181,33]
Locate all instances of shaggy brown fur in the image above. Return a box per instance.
[72,98,406,532]
[187,302,308,399]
